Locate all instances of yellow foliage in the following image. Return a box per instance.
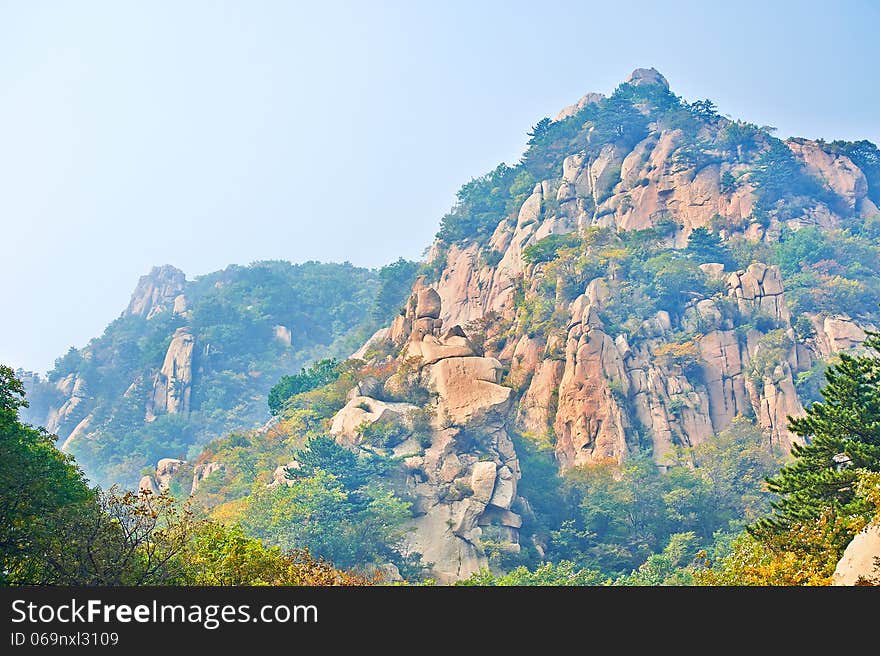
[209,497,249,525]
[654,339,701,361]
[697,510,869,586]
[598,248,631,261]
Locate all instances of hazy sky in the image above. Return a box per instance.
[2,1,878,374]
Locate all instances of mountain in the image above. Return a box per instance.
[31,67,880,583]
[22,259,418,487]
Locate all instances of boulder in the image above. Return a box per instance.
[415,288,442,319]
[138,475,158,495]
[273,325,292,346]
[350,327,391,360]
[269,462,298,488]
[191,462,224,494]
[405,335,475,365]
[489,465,516,509]
[424,357,512,426]
[832,522,880,585]
[155,458,184,490]
[329,396,418,446]
[823,316,867,352]
[470,461,497,504]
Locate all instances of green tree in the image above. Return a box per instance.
[176,521,367,585]
[641,252,709,317]
[371,258,419,323]
[774,226,834,277]
[458,561,606,586]
[754,333,880,549]
[689,99,719,122]
[268,359,340,415]
[0,365,95,584]
[686,227,731,266]
[241,437,413,573]
[615,532,700,586]
[526,118,553,145]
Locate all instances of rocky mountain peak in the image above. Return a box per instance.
[554,91,606,121]
[625,66,669,89]
[125,264,187,319]
[554,67,668,122]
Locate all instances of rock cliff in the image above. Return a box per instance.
[33,67,880,582]
[417,70,877,472]
[125,265,187,319]
[147,327,196,419]
[329,285,523,582]
[328,68,879,577]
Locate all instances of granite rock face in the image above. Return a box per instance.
[331,286,523,583]
[147,327,196,419]
[126,265,186,319]
[414,70,878,473]
[326,70,880,579]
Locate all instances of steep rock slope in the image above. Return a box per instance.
[420,68,878,471]
[331,285,522,582]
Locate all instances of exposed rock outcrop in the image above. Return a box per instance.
[155,458,185,490]
[329,287,522,583]
[191,461,225,494]
[412,71,880,478]
[273,325,292,346]
[125,265,186,319]
[148,327,195,419]
[47,373,90,441]
[788,139,879,218]
[513,263,806,468]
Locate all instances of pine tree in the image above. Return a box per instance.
[754,333,880,541]
[686,227,730,266]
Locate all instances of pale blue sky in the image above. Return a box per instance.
[2,0,878,373]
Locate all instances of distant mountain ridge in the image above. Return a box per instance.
[22,260,413,486]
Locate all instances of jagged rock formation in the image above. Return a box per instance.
[138,457,185,494]
[147,327,196,419]
[45,373,89,441]
[125,265,186,319]
[32,67,880,582]
[312,68,880,578]
[416,70,878,473]
[191,461,225,494]
[138,457,218,496]
[330,284,522,582]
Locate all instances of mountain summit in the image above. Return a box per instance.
[30,68,880,582]
[291,67,877,579]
